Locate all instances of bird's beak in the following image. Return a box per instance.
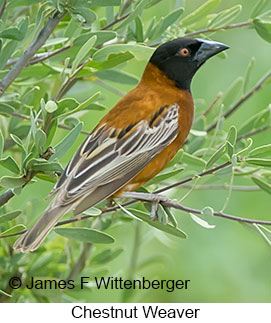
[193,39,229,65]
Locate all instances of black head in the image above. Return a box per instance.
[150,38,229,91]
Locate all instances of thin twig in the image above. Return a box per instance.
[155,161,231,194]
[237,126,271,141]
[95,79,126,97]
[0,11,65,95]
[101,12,130,30]
[5,46,71,68]
[185,21,251,37]
[0,161,231,238]
[0,0,6,19]
[66,243,93,281]
[160,200,271,225]
[206,71,271,132]
[180,184,260,191]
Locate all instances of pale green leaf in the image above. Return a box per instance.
[0,224,26,237]
[0,175,25,188]
[126,208,187,239]
[93,44,154,62]
[49,122,83,161]
[54,227,115,244]
[180,0,220,26]
[0,210,22,223]
[190,213,216,229]
[71,35,97,74]
[115,0,150,30]
[0,156,20,174]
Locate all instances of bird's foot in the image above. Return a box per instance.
[120,191,170,220]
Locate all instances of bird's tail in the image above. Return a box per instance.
[13,204,70,253]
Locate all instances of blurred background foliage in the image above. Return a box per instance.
[0,0,271,302]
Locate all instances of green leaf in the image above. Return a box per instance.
[90,0,121,6]
[253,18,271,43]
[10,134,25,152]
[91,248,123,264]
[135,16,144,42]
[72,7,97,25]
[74,31,116,47]
[248,144,271,158]
[0,128,3,159]
[45,100,58,113]
[246,158,271,167]
[243,57,255,94]
[71,35,97,74]
[0,224,26,237]
[83,207,102,216]
[242,222,271,247]
[214,165,233,178]
[0,210,22,223]
[208,5,242,28]
[126,208,187,239]
[54,227,115,244]
[151,7,184,40]
[190,213,215,229]
[43,37,68,48]
[0,40,17,69]
[146,167,184,185]
[89,51,135,72]
[157,204,168,225]
[163,206,177,228]
[94,70,139,85]
[115,0,150,30]
[0,102,15,116]
[206,144,227,169]
[252,176,271,194]
[0,175,24,188]
[55,98,79,117]
[0,156,20,174]
[251,0,269,18]
[49,122,83,161]
[93,44,155,62]
[181,151,206,167]
[180,0,220,26]
[222,77,243,109]
[30,161,63,172]
[34,129,47,155]
[9,0,43,7]
[60,92,100,118]
[238,105,271,136]
[0,27,24,41]
[226,126,237,157]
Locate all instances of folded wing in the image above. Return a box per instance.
[50,103,180,215]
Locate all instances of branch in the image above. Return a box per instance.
[185,21,251,37]
[206,70,271,132]
[0,0,6,19]
[0,147,55,207]
[5,45,71,68]
[0,161,232,238]
[0,10,65,95]
[160,200,271,225]
[237,126,271,141]
[101,12,130,30]
[180,184,260,191]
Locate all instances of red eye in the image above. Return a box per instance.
[179,48,190,57]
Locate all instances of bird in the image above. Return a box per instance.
[14,37,229,252]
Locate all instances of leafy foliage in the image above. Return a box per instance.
[0,0,271,303]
